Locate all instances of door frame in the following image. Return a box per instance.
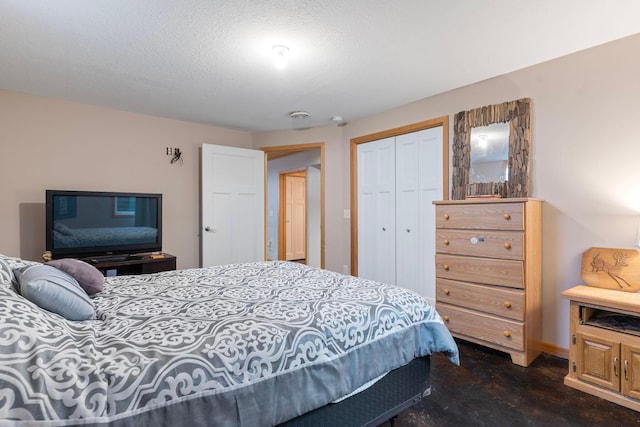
[262,142,325,268]
[350,116,449,276]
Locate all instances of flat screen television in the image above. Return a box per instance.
[45,190,162,260]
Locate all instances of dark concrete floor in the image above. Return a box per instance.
[384,340,640,427]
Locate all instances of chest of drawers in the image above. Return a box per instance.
[433,198,542,366]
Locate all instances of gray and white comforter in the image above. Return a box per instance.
[0,259,459,427]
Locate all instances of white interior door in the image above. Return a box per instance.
[357,137,396,285]
[201,144,264,267]
[395,132,420,292]
[417,126,444,302]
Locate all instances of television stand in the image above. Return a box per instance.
[85,253,176,277]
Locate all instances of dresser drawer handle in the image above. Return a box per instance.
[444,214,450,220]
[443,315,449,322]
[504,243,512,250]
[443,264,450,271]
[503,214,511,220]
[503,301,512,309]
[444,239,450,245]
[503,330,511,338]
[443,289,450,295]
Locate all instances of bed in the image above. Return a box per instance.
[0,254,459,426]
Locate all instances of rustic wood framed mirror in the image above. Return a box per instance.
[451,98,531,199]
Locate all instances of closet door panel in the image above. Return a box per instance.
[395,133,420,293]
[357,137,396,284]
[418,127,443,301]
[376,189,396,285]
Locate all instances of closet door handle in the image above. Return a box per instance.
[406,228,410,233]
[382,227,386,231]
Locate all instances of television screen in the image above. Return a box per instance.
[45,190,162,259]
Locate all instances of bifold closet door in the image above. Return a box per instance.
[396,127,442,298]
[356,126,442,300]
[357,137,396,285]
[395,132,420,292]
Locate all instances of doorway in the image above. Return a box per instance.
[262,143,325,269]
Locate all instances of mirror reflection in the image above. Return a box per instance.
[469,123,509,184]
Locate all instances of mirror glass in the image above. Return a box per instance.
[469,123,509,183]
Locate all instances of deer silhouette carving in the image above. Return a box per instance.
[591,252,631,288]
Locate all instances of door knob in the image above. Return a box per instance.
[204,226,216,233]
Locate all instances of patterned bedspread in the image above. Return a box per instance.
[0,260,458,427]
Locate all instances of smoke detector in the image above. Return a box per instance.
[289,111,310,119]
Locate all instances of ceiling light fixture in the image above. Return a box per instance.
[289,111,310,119]
[478,134,489,149]
[272,45,289,70]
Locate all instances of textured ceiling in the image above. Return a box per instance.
[1,1,640,132]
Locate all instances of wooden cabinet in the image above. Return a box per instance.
[433,198,542,367]
[563,285,640,411]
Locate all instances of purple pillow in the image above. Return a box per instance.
[47,259,104,295]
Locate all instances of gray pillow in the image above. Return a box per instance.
[47,258,104,295]
[14,264,96,321]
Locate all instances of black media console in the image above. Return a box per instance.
[85,253,176,277]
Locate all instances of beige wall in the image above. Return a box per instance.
[0,90,252,268]
[3,32,640,351]
[256,33,640,351]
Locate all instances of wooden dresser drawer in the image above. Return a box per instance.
[436,279,525,321]
[435,254,524,289]
[436,229,524,260]
[435,203,524,230]
[436,303,524,351]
